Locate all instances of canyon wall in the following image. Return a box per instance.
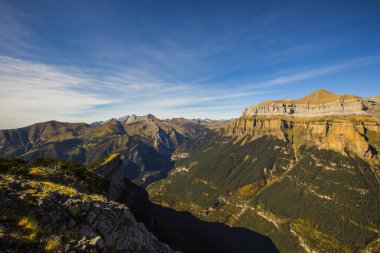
[227,90,380,162]
[243,98,380,118]
[226,116,380,160]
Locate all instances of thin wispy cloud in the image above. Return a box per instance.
[0,56,111,128]
[0,56,269,128]
[145,91,265,106]
[2,52,379,129]
[254,54,380,88]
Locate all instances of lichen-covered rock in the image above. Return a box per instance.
[0,173,174,253]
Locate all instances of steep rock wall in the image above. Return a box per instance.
[225,116,380,161]
[243,99,379,117]
[242,89,379,118]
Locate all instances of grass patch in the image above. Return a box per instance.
[99,153,119,167]
[18,217,38,231]
[26,180,77,198]
[18,217,39,241]
[0,157,109,194]
[29,167,45,176]
[237,179,266,197]
[44,235,61,252]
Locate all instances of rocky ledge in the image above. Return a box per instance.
[0,159,174,253]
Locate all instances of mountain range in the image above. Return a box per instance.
[1,89,379,253]
[0,114,229,187]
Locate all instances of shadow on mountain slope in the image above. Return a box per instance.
[115,178,279,253]
[152,204,279,253]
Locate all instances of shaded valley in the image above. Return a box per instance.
[0,157,278,253]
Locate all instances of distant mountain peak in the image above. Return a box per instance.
[229,89,380,161]
[118,114,159,125]
[300,88,335,102]
[259,89,361,106]
[118,114,139,124]
[90,121,104,126]
[145,113,156,119]
[241,88,374,118]
[296,89,361,104]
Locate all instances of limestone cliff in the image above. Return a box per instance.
[226,90,380,162]
[242,89,378,118]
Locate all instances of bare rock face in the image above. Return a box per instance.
[0,171,174,253]
[367,96,380,119]
[226,89,380,162]
[242,89,378,117]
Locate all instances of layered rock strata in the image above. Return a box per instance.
[243,89,379,118]
[227,90,380,161]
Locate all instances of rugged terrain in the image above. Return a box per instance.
[149,133,380,252]
[149,89,380,253]
[242,89,380,118]
[0,156,278,253]
[227,89,380,162]
[0,157,173,253]
[1,89,379,253]
[0,115,229,186]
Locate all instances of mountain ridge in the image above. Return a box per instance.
[227,89,380,163]
[260,89,362,105]
[242,89,379,118]
[1,89,380,253]
[0,115,230,186]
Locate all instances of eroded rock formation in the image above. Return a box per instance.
[242,89,379,118]
[226,90,380,161]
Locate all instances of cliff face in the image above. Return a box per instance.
[242,89,379,118]
[226,116,380,159]
[226,90,380,162]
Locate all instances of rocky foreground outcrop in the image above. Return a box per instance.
[226,89,380,162]
[0,159,173,253]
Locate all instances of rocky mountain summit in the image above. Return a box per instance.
[227,89,380,162]
[242,89,379,118]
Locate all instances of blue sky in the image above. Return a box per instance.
[0,0,380,128]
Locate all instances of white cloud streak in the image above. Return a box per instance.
[0,56,110,129]
[0,56,265,129]
[1,53,380,129]
[256,54,380,87]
